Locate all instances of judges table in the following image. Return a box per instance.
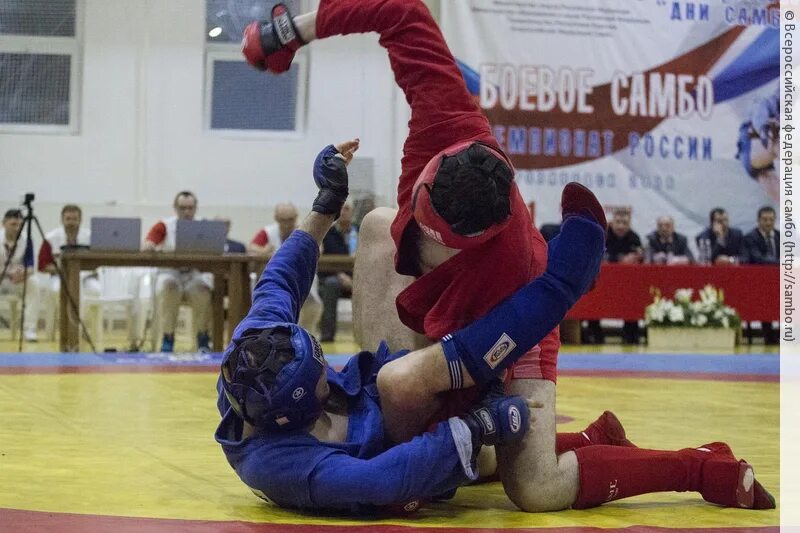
[567,263,779,322]
[59,251,355,352]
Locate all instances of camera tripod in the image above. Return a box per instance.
[0,196,96,353]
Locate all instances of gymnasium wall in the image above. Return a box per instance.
[0,0,443,242]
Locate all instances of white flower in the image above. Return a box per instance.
[648,286,739,329]
[699,285,718,304]
[668,305,685,323]
[674,288,693,304]
[646,302,666,323]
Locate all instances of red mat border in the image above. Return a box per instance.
[0,508,779,533]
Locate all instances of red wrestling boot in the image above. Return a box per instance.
[583,411,636,448]
[561,182,607,230]
[572,440,775,509]
[556,411,637,454]
[694,443,776,509]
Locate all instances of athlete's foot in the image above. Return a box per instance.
[561,182,607,230]
[582,411,637,448]
[688,442,776,509]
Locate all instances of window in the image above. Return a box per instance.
[205,0,300,44]
[0,0,82,132]
[204,0,306,136]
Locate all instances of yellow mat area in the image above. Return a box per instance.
[0,371,778,529]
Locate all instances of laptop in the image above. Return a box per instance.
[90,217,141,252]
[175,219,226,254]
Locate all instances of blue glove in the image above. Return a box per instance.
[312,144,349,218]
[462,381,530,449]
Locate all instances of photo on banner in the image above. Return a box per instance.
[441,0,779,242]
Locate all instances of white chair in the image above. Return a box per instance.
[38,272,61,341]
[81,267,140,351]
[337,298,353,325]
[0,294,21,340]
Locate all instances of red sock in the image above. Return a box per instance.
[480,433,592,484]
[556,432,589,454]
[478,433,611,483]
[573,445,707,509]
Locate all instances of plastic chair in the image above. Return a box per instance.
[81,267,140,351]
[0,294,21,340]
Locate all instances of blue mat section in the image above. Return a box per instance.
[0,352,220,367]
[0,351,779,376]
[557,353,778,375]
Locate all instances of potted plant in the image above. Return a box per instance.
[645,285,741,350]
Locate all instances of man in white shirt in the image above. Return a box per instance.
[0,209,39,341]
[38,204,100,295]
[247,203,299,256]
[143,191,212,352]
[248,203,321,334]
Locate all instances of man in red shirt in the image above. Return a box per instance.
[247,203,299,256]
[38,204,100,295]
[241,1,773,512]
[144,191,212,352]
[248,202,322,335]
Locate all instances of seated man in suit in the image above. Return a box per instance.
[586,208,642,345]
[743,206,779,344]
[645,216,694,265]
[695,208,744,265]
[743,206,779,265]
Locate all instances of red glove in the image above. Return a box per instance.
[241,3,305,73]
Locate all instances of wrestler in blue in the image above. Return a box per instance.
[215,140,534,513]
[213,138,691,512]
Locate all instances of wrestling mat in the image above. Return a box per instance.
[0,349,778,532]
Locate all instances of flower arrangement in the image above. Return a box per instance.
[645,285,741,329]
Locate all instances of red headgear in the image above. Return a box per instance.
[412,141,515,249]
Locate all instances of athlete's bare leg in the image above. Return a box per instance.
[498,379,578,511]
[352,208,420,353]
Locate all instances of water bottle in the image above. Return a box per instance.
[698,238,711,265]
[348,228,358,256]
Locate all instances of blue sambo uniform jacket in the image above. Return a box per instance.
[215,230,477,513]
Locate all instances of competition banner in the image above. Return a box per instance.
[441,0,780,240]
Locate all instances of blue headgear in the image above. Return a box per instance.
[220,323,325,432]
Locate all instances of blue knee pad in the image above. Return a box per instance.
[442,216,605,387]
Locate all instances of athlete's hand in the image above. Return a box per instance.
[242,3,305,73]
[312,139,359,218]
